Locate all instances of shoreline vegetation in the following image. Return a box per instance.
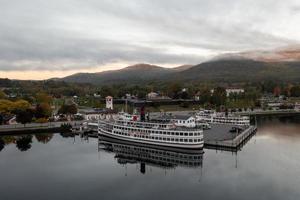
[1,77,300,128]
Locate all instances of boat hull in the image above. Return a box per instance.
[99,129,204,149]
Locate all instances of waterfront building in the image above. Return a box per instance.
[106,96,113,109]
[225,88,245,97]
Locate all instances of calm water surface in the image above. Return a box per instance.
[0,116,300,200]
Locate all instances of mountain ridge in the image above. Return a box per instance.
[57,46,300,84]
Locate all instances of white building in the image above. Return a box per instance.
[106,96,113,109]
[295,102,300,111]
[171,115,196,128]
[79,109,117,121]
[210,88,244,97]
[93,93,101,98]
[226,88,244,97]
[154,115,196,128]
[147,92,159,99]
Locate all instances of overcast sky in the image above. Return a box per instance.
[0,0,300,79]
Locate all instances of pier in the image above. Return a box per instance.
[0,121,86,135]
[203,124,257,151]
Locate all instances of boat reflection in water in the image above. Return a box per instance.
[98,136,204,172]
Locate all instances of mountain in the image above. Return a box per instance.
[60,64,176,84]
[59,46,300,84]
[179,59,300,82]
[172,65,194,72]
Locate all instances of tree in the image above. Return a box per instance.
[16,135,33,151]
[199,88,211,104]
[0,90,6,99]
[168,82,181,99]
[100,86,115,97]
[58,104,78,115]
[273,86,281,97]
[35,103,52,119]
[12,100,31,112]
[211,87,226,106]
[290,86,300,97]
[0,138,5,152]
[35,133,53,144]
[0,114,3,125]
[0,99,13,113]
[36,92,53,104]
[15,109,33,126]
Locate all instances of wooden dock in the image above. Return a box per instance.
[204,125,257,151]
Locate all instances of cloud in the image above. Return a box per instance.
[0,0,299,72]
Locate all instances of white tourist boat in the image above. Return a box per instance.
[196,109,250,126]
[98,112,204,149]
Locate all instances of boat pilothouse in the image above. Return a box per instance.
[196,109,250,126]
[98,112,204,149]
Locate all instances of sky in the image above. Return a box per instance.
[0,0,300,80]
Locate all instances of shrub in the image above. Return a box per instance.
[35,118,49,123]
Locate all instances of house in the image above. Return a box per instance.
[147,92,159,99]
[0,114,16,125]
[171,115,196,128]
[93,93,101,98]
[225,88,244,97]
[211,88,245,97]
[194,91,201,101]
[146,92,171,100]
[79,108,117,121]
[152,115,196,128]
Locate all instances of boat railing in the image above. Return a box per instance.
[100,119,203,132]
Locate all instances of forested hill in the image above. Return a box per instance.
[178,59,300,82]
[58,59,300,85]
[59,64,176,84]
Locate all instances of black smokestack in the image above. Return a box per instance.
[140,105,145,122]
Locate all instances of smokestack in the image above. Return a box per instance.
[140,105,145,122]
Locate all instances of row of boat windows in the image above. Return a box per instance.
[118,121,168,128]
[113,127,201,136]
[118,124,167,129]
[117,152,202,166]
[113,145,202,159]
[212,120,249,124]
[175,119,194,124]
[213,118,249,121]
[113,131,203,142]
[115,152,202,165]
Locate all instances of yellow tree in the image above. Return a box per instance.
[36,93,53,104]
[0,90,6,99]
[0,99,13,113]
[13,100,31,111]
[0,99,31,114]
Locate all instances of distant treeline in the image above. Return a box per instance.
[1,77,300,100]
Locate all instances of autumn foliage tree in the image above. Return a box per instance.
[35,93,53,120]
[58,104,78,115]
[35,103,52,119]
[273,86,281,97]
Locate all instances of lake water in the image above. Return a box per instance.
[0,116,300,200]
